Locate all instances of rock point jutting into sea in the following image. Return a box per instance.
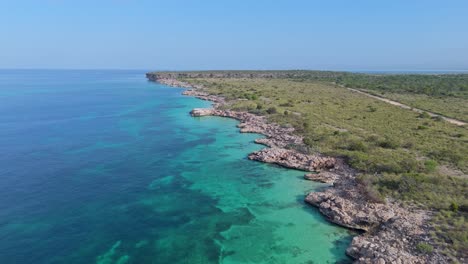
[147,72,456,264]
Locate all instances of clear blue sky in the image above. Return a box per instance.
[1,0,467,70]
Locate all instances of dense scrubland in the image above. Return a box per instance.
[167,71,468,259]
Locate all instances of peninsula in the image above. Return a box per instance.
[147,70,467,263]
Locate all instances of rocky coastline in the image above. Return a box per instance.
[148,75,450,264]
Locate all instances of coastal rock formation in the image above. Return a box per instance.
[147,75,451,264]
[305,185,395,231]
[190,108,214,117]
[151,77,195,89]
[305,178,448,263]
[304,171,338,184]
[187,107,338,172]
[248,148,336,171]
[187,107,303,149]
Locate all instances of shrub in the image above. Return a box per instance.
[303,137,313,147]
[368,105,377,112]
[459,204,468,213]
[378,138,399,149]
[347,140,368,151]
[450,202,459,212]
[402,141,414,149]
[418,112,431,119]
[356,175,385,203]
[416,242,433,254]
[424,159,438,173]
[266,107,277,114]
[279,101,294,107]
[429,149,464,165]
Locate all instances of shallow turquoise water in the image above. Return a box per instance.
[0,70,352,263]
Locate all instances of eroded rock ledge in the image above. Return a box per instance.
[150,75,450,264]
[305,178,440,263]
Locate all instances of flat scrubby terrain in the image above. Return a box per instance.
[337,73,468,122]
[179,75,468,259]
[361,91,468,122]
[154,71,468,121]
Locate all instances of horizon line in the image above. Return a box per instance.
[1,68,468,73]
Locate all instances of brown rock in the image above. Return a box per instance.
[190,108,214,117]
[304,171,338,184]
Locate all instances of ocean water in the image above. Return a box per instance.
[0,70,352,264]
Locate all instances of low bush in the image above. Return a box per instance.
[378,138,399,149]
[416,242,433,254]
[279,101,295,107]
[424,159,438,173]
[418,112,431,119]
[356,175,385,203]
[266,107,277,114]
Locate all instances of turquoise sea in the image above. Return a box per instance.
[0,70,352,264]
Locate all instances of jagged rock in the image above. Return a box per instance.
[305,187,395,231]
[190,108,214,117]
[154,78,195,88]
[248,148,336,171]
[305,184,449,263]
[254,138,272,147]
[304,171,338,183]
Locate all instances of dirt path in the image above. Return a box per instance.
[347,87,467,126]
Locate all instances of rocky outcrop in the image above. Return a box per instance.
[346,213,449,264]
[190,108,214,117]
[149,77,195,89]
[305,176,448,263]
[304,171,338,184]
[147,75,451,264]
[248,148,336,171]
[305,181,395,231]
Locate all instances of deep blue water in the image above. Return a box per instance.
[0,70,352,264]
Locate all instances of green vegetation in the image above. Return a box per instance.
[151,70,468,121]
[335,73,468,122]
[365,91,468,122]
[177,74,468,258]
[337,74,468,98]
[416,242,434,254]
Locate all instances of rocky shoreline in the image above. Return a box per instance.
[148,76,450,264]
